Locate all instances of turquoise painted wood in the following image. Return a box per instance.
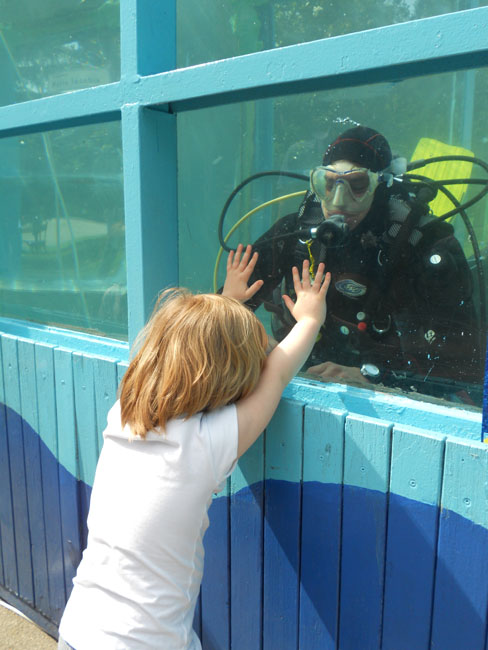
[93,357,119,455]
[285,377,482,441]
[121,105,178,343]
[73,354,98,485]
[121,0,175,77]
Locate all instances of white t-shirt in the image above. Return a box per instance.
[59,401,238,650]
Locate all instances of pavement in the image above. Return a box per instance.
[0,601,56,650]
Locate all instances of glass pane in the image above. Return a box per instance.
[177,0,487,67]
[178,66,488,408]
[0,122,127,339]
[0,0,120,107]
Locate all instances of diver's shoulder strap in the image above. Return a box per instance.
[380,184,439,268]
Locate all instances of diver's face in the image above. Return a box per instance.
[319,160,376,230]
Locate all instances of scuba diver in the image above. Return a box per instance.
[235,126,483,402]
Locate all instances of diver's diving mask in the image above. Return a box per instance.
[310,166,381,214]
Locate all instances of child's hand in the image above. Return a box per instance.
[222,244,264,303]
[282,260,330,326]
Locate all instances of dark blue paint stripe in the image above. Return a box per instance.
[263,479,301,650]
[54,349,84,602]
[230,482,264,650]
[193,591,202,640]
[18,340,51,617]
[0,527,3,586]
[201,495,230,650]
[22,417,50,616]
[58,461,83,600]
[431,508,488,650]
[299,482,341,650]
[382,493,438,650]
[39,440,66,623]
[0,403,17,592]
[78,482,91,552]
[35,343,68,624]
[339,485,387,650]
[6,406,34,604]
[482,336,488,441]
[0,409,3,584]
[1,403,90,624]
[2,404,488,650]
[204,481,488,650]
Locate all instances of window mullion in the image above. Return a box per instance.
[121,104,178,345]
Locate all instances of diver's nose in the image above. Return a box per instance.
[331,181,346,208]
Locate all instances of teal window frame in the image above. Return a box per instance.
[0,3,487,435]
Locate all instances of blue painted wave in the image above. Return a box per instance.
[2,406,488,649]
[0,403,91,624]
[209,481,488,650]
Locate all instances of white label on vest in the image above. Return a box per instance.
[335,278,367,298]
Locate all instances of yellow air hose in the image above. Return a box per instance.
[213,190,307,292]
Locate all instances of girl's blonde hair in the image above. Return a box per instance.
[119,288,268,439]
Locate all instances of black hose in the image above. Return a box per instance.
[218,171,308,252]
[406,155,488,220]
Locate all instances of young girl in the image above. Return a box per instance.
[58,245,330,650]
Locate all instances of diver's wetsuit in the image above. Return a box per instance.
[246,184,482,401]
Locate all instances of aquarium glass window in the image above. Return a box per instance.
[176,0,487,68]
[178,67,488,408]
[0,121,127,339]
[0,0,120,107]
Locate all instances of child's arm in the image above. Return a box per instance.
[236,260,330,457]
[222,244,264,302]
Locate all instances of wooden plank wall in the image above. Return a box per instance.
[0,335,123,629]
[1,334,488,649]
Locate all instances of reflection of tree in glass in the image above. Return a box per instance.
[0,0,120,102]
[179,0,468,68]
